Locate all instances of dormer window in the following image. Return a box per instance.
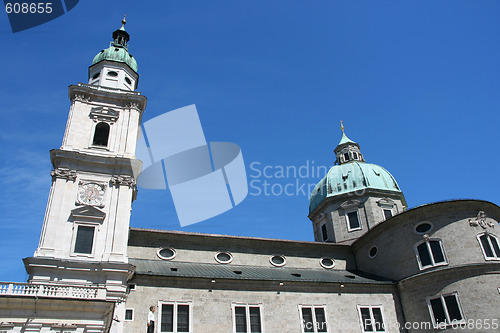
[93,122,110,147]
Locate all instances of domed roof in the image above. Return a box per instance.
[309,162,402,213]
[309,124,403,214]
[91,17,138,73]
[92,46,138,73]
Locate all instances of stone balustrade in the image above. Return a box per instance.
[0,282,106,300]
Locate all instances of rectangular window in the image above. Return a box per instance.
[321,223,328,242]
[343,153,350,161]
[300,305,328,333]
[415,239,447,270]
[383,209,392,220]
[427,293,464,327]
[358,306,385,332]
[478,233,500,260]
[233,304,262,333]
[346,211,361,231]
[74,225,95,254]
[160,302,192,333]
[125,309,134,321]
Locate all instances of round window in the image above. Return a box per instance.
[415,222,433,234]
[157,247,176,260]
[215,251,232,264]
[92,72,100,80]
[270,255,286,267]
[369,246,378,258]
[320,257,335,269]
[125,77,132,85]
[107,71,118,77]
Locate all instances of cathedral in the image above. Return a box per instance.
[1,21,499,333]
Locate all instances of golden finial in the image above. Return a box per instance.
[121,14,126,28]
[340,120,344,133]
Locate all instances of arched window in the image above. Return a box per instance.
[415,238,447,270]
[477,233,500,260]
[92,122,110,147]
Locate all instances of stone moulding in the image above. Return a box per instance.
[51,168,77,182]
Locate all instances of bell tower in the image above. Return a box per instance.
[23,19,147,331]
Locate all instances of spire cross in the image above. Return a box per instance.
[340,120,344,133]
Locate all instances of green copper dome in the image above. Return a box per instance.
[309,162,402,213]
[92,47,138,72]
[91,18,138,73]
[309,126,403,214]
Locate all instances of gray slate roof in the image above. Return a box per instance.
[130,258,392,285]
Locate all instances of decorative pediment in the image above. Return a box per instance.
[340,200,360,209]
[377,198,395,207]
[469,211,495,229]
[89,107,120,123]
[70,205,106,223]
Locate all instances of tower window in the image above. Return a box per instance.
[125,77,132,85]
[343,153,350,162]
[477,233,500,260]
[352,152,358,160]
[415,239,447,270]
[74,225,95,254]
[383,209,392,220]
[92,72,100,80]
[92,122,110,147]
[107,71,118,77]
[346,211,361,231]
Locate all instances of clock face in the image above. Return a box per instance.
[78,183,105,206]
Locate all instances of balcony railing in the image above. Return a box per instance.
[0,282,106,300]
[77,83,141,95]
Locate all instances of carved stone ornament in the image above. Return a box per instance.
[111,175,136,188]
[51,168,77,181]
[126,102,140,110]
[71,94,91,103]
[469,211,495,229]
[89,107,120,123]
[340,200,360,209]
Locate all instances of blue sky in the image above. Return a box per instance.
[1,1,499,282]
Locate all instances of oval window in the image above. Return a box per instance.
[107,71,118,77]
[270,255,286,267]
[320,257,335,269]
[215,251,232,264]
[92,72,100,80]
[415,222,433,234]
[157,248,176,260]
[125,77,132,85]
[369,246,378,258]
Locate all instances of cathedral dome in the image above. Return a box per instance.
[309,162,402,213]
[309,125,403,214]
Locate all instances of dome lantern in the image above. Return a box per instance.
[88,17,139,91]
